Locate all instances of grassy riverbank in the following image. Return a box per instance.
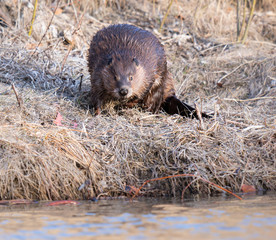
[0,0,275,200]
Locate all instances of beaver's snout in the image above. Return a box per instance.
[119,87,129,97]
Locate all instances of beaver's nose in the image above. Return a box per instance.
[119,88,128,96]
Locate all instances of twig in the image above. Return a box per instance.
[28,0,61,60]
[195,103,204,130]
[224,96,276,102]
[236,0,241,40]
[11,83,23,107]
[0,8,12,27]
[28,0,38,36]
[237,0,247,42]
[131,174,242,200]
[200,42,233,54]
[60,44,74,73]
[70,0,79,23]
[60,8,86,72]
[241,0,256,44]
[181,179,197,200]
[159,0,174,32]
[153,0,156,16]
[250,40,276,47]
[78,74,83,92]
[17,0,22,29]
[225,119,249,128]
[239,0,247,41]
[217,61,250,87]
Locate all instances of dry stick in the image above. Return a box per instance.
[78,74,83,92]
[217,61,252,87]
[0,17,11,28]
[70,0,79,23]
[238,0,247,41]
[195,104,204,130]
[28,0,61,61]
[0,8,12,27]
[225,119,249,128]
[11,83,22,107]
[224,96,276,102]
[237,0,246,42]
[159,0,174,32]
[181,179,197,200]
[236,0,241,41]
[0,199,34,205]
[131,174,242,200]
[60,8,86,72]
[240,156,251,192]
[17,0,22,29]
[241,0,256,44]
[219,55,275,85]
[28,0,38,36]
[60,44,74,73]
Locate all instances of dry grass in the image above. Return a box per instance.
[0,0,275,200]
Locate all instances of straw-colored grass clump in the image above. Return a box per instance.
[0,0,275,200]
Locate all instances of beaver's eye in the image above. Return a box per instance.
[133,58,139,66]
[129,76,133,81]
[107,57,113,65]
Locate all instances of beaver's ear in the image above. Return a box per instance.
[133,58,139,66]
[107,57,113,65]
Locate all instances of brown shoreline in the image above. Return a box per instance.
[0,0,275,200]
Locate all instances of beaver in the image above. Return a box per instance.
[88,24,210,119]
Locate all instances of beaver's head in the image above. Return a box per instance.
[101,50,147,100]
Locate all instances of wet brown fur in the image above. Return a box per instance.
[88,24,210,119]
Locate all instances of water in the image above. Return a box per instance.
[1,194,276,240]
